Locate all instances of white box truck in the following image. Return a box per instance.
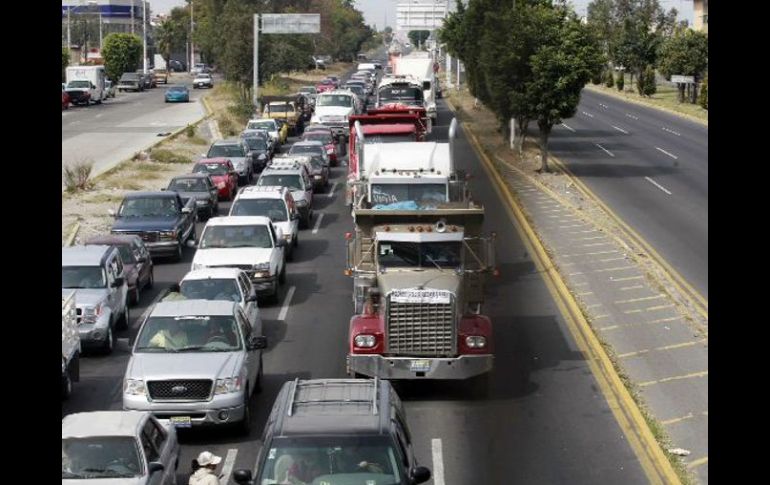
[393,54,437,123]
[65,65,106,105]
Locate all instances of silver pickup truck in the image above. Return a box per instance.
[123,299,267,433]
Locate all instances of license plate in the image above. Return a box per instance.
[409,359,431,372]
[169,416,192,428]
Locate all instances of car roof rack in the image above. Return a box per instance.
[286,377,380,417]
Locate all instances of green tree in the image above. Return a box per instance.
[605,69,615,87]
[616,70,624,90]
[101,33,142,82]
[657,27,708,103]
[640,65,656,96]
[698,72,707,109]
[408,30,430,48]
[62,47,70,81]
[155,7,190,66]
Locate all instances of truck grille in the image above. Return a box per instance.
[386,297,455,356]
[147,380,212,401]
[117,231,159,242]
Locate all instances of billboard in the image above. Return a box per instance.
[396,1,449,30]
[261,13,321,34]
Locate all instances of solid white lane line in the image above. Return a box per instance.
[431,438,446,485]
[655,146,679,159]
[95,113,103,118]
[312,213,324,234]
[220,449,238,484]
[645,177,672,195]
[327,182,338,198]
[581,111,594,118]
[278,286,296,321]
[662,127,681,136]
[612,125,629,134]
[595,143,615,157]
[561,123,576,132]
[625,113,639,120]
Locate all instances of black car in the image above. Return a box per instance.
[233,379,431,485]
[110,191,197,261]
[168,59,187,72]
[165,173,219,220]
[241,133,272,172]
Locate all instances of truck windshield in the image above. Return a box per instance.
[317,95,353,107]
[180,278,241,303]
[62,437,141,479]
[378,86,423,104]
[259,436,402,485]
[134,315,242,352]
[258,174,303,191]
[119,197,178,217]
[62,266,106,289]
[67,80,91,88]
[247,120,275,131]
[230,199,288,222]
[370,183,446,206]
[378,241,462,269]
[267,104,292,113]
[199,224,273,249]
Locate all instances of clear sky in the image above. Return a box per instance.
[150,0,694,30]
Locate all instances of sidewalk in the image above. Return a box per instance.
[447,93,708,484]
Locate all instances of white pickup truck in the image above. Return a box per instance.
[62,292,81,400]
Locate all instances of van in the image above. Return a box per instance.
[65,65,106,105]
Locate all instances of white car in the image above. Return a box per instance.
[190,216,287,301]
[229,186,300,260]
[257,159,314,228]
[193,73,213,89]
[177,267,263,329]
[310,90,359,140]
[246,118,282,148]
[62,411,179,484]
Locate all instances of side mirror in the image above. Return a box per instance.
[181,207,192,214]
[147,462,165,474]
[112,277,124,288]
[247,335,268,350]
[291,213,300,221]
[233,469,254,485]
[410,466,431,484]
[108,208,117,217]
[186,239,197,248]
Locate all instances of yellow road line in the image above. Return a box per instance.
[458,118,680,485]
[687,457,708,469]
[618,339,707,358]
[639,371,708,387]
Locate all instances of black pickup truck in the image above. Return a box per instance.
[110,191,196,261]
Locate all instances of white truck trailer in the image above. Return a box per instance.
[393,53,437,123]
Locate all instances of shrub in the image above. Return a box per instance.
[616,72,624,91]
[185,125,195,138]
[698,73,708,109]
[605,70,614,88]
[63,161,94,192]
[641,66,657,96]
[151,149,191,164]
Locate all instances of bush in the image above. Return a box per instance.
[185,125,195,138]
[151,149,191,164]
[63,161,94,192]
[217,117,237,137]
[698,73,708,109]
[591,70,602,85]
[641,66,657,96]
[605,70,614,88]
[616,72,624,91]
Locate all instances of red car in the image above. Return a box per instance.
[192,158,239,201]
[62,86,70,110]
[302,129,339,165]
[315,78,336,93]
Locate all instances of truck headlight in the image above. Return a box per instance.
[465,336,487,349]
[160,230,177,240]
[295,199,308,207]
[258,153,267,160]
[124,379,146,396]
[82,303,103,324]
[354,334,376,348]
[214,376,243,395]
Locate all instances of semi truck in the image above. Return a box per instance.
[392,53,438,123]
[62,292,81,399]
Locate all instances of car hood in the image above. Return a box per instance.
[176,191,210,201]
[63,478,144,485]
[112,216,179,231]
[194,77,211,83]
[61,288,109,307]
[228,157,248,166]
[273,221,292,235]
[127,351,240,380]
[315,106,353,117]
[290,190,308,203]
[193,248,274,267]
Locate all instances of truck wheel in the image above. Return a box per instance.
[117,304,129,330]
[62,368,72,400]
[174,242,183,262]
[237,390,251,436]
[102,325,115,354]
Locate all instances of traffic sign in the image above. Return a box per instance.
[671,75,695,84]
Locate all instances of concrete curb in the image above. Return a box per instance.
[446,96,683,485]
[583,84,708,127]
[64,222,81,247]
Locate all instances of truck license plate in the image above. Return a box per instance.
[409,360,431,372]
[169,416,192,428]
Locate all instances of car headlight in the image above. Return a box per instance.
[160,230,177,240]
[82,303,103,324]
[465,335,487,349]
[124,379,146,396]
[295,199,308,207]
[195,199,207,206]
[216,181,226,189]
[354,334,376,348]
[214,376,243,395]
[258,154,267,160]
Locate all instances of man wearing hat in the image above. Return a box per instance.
[189,451,222,485]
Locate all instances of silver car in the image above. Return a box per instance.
[204,139,253,184]
[62,411,180,484]
[123,299,267,433]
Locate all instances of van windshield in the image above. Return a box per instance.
[68,80,91,88]
[62,266,106,289]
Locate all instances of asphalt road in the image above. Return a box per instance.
[62,94,651,483]
[550,89,708,299]
[62,74,207,184]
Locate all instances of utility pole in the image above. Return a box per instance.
[142,0,148,73]
[190,0,195,73]
[130,0,134,34]
[253,14,259,110]
[67,7,71,49]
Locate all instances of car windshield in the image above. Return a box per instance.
[119,197,178,217]
[348,86,365,96]
[378,87,424,104]
[370,183,446,206]
[309,158,324,171]
[267,104,292,113]
[180,278,241,303]
[365,134,417,144]
[135,315,242,352]
[197,74,211,79]
[289,145,323,157]
[317,95,353,107]
[168,86,186,93]
[169,178,208,192]
[194,163,228,175]
[231,199,288,222]
[62,437,142,479]
[68,80,90,88]
[303,133,333,144]
[243,137,268,151]
[208,144,245,158]
[378,241,462,269]
[62,266,106,289]
[247,120,275,131]
[199,224,273,249]
[258,174,303,191]
[259,436,402,485]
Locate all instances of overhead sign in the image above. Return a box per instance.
[671,75,695,84]
[396,1,449,30]
[261,13,320,34]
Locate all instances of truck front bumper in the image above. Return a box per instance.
[124,392,246,427]
[347,354,493,380]
[144,240,181,256]
[251,275,278,296]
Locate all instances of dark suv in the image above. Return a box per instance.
[233,378,431,485]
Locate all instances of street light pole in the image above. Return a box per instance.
[130,0,134,34]
[142,0,147,73]
[190,1,195,73]
[67,7,71,48]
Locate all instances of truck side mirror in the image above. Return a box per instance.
[410,466,431,484]
[233,469,253,485]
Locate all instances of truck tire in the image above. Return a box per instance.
[237,389,251,436]
[102,325,115,354]
[117,302,129,331]
[174,242,183,262]
[62,368,72,400]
